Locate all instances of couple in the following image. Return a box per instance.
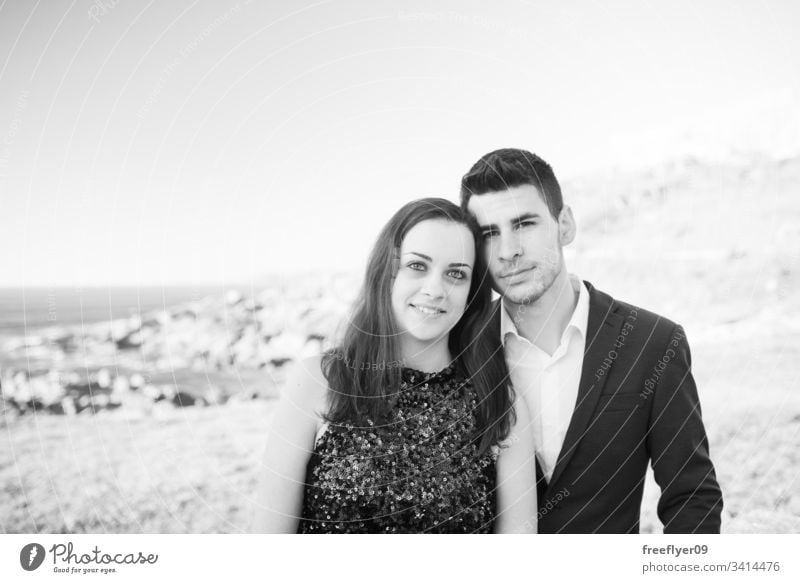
[253,148,723,534]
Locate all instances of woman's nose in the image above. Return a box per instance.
[420,273,445,298]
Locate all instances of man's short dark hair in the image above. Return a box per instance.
[460,148,563,219]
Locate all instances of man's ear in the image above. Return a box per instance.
[558,206,576,246]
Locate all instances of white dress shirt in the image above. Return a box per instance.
[500,274,590,483]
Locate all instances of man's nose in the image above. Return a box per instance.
[497,233,523,262]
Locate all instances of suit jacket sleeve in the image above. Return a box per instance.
[646,324,723,533]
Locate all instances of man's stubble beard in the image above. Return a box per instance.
[496,250,565,307]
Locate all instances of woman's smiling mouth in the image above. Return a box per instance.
[410,303,446,315]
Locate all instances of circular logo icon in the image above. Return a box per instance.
[20,543,46,571]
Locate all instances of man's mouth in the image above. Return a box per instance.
[500,266,534,280]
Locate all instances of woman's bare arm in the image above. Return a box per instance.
[495,398,538,534]
[251,355,328,533]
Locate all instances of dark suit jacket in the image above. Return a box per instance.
[491,281,723,533]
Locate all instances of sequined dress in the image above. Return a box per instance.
[297,363,496,533]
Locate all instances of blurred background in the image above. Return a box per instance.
[1,0,798,533]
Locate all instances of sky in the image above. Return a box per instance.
[1,0,799,286]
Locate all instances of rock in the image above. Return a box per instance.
[171,391,205,408]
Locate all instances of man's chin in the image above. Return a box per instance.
[501,284,544,306]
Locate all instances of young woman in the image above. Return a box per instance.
[253,198,537,533]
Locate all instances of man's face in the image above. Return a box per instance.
[467,185,574,305]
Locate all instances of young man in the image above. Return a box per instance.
[462,148,723,533]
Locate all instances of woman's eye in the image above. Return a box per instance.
[407,262,425,271]
[447,270,467,280]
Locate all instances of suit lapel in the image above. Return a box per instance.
[546,282,623,491]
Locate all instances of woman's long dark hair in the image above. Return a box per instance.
[322,197,514,454]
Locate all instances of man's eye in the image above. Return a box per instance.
[517,221,536,229]
[481,231,496,240]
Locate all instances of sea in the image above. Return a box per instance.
[0,285,231,337]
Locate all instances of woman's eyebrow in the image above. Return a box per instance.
[404,251,432,261]
[403,252,472,270]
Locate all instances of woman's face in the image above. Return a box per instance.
[391,219,475,349]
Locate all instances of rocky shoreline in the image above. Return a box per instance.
[0,274,358,421]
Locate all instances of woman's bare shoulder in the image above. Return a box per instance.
[282,354,330,413]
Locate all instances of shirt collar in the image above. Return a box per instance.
[500,274,590,347]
